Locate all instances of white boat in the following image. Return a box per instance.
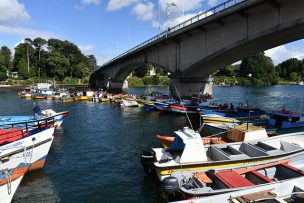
[141,127,304,181]
[163,156,304,199]
[171,175,304,203]
[121,98,138,107]
[0,171,24,203]
[0,127,54,171]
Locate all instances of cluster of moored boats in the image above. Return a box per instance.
[0,109,68,202]
[139,98,304,202]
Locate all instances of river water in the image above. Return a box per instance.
[0,85,302,202]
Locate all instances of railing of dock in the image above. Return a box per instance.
[100,0,246,68]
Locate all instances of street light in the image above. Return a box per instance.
[166,2,177,32]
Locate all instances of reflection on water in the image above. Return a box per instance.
[13,170,60,203]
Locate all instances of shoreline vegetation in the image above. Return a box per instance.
[0,37,96,86]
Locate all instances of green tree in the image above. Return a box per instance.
[215,65,236,77]
[88,55,97,72]
[33,37,47,78]
[0,46,12,69]
[240,52,278,85]
[290,72,298,81]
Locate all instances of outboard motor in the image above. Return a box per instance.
[162,177,179,198]
[140,149,156,174]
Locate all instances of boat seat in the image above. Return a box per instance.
[252,142,283,156]
[215,170,255,188]
[194,172,212,184]
[210,145,250,161]
[245,170,274,184]
[239,143,268,157]
[280,141,302,152]
[274,164,304,180]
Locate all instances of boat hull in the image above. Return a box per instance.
[122,99,137,107]
[170,105,198,114]
[0,127,54,172]
[0,174,23,203]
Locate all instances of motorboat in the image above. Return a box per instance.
[141,127,304,181]
[163,158,304,199]
[170,174,304,203]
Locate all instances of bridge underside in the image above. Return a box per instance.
[91,0,304,97]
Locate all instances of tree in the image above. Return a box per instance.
[215,65,236,77]
[0,46,12,69]
[240,52,278,85]
[276,58,302,79]
[13,43,34,79]
[88,55,97,72]
[290,72,298,81]
[33,37,47,78]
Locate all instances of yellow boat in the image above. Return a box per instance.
[35,95,46,99]
[76,96,89,101]
[201,114,240,124]
[141,127,304,180]
[62,98,74,103]
[99,98,110,102]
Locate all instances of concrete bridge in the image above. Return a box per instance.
[90,0,304,97]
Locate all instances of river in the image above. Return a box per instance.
[0,85,302,202]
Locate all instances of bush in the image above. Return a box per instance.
[62,77,79,84]
[128,76,144,87]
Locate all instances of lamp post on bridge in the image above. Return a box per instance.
[166,2,177,36]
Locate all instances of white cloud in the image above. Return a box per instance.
[107,0,139,11]
[79,45,95,53]
[0,25,56,39]
[81,0,101,5]
[159,0,202,14]
[0,0,31,25]
[265,45,304,65]
[208,0,218,7]
[132,2,155,22]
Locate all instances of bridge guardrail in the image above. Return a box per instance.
[100,0,246,68]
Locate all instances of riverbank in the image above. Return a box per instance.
[0,84,90,91]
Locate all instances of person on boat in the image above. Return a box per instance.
[32,102,41,119]
[230,103,234,110]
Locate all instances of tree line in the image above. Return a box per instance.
[0,37,97,82]
[214,52,304,86]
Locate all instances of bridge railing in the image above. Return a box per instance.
[101,0,246,68]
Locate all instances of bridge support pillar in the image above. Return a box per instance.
[89,73,108,90]
[109,80,124,93]
[169,75,213,98]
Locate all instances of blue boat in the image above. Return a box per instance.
[267,110,304,129]
[0,109,69,128]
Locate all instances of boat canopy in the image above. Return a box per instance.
[170,127,208,163]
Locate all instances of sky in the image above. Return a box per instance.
[0,0,303,66]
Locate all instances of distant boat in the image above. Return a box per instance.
[99,98,110,102]
[0,109,69,128]
[121,98,137,107]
